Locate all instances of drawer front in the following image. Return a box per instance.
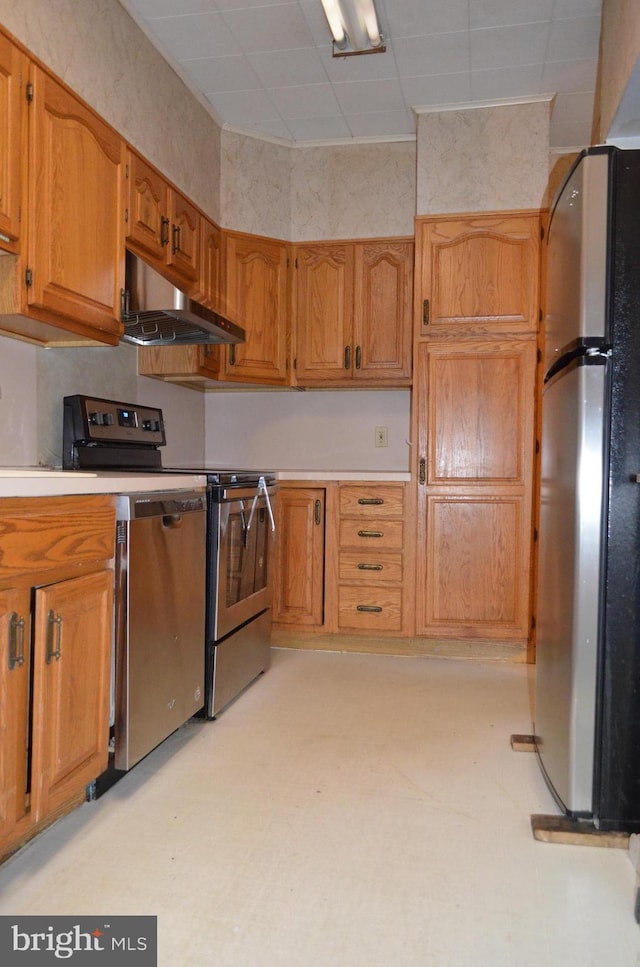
[339,550,402,585]
[339,485,404,518]
[338,586,402,632]
[339,518,403,551]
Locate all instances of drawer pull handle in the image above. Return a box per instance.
[344,345,351,370]
[358,529,383,538]
[46,610,62,663]
[356,605,382,613]
[357,563,383,571]
[357,498,384,505]
[314,499,322,526]
[8,612,26,670]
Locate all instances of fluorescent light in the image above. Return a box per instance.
[320,0,385,57]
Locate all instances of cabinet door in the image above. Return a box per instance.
[353,240,413,383]
[126,149,167,263]
[416,213,540,337]
[30,569,112,820]
[223,232,289,384]
[27,67,125,341]
[415,339,536,640]
[0,588,31,848]
[273,488,325,627]
[0,33,23,250]
[294,243,354,384]
[167,188,199,287]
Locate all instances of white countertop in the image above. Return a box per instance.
[276,471,411,482]
[0,470,207,499]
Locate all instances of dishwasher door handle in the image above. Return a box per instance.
[162,513,183,528]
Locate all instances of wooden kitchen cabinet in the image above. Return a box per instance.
[414,338,537,642]
[0,495,115,862]
[293,238,413,387]
[273,487,326,628]
[334,484,407,633]
[414,212,541,338]
[0,32,24,252]
[219,230,290,385]
[126,148,200,290]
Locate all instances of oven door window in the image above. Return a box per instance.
[226,503,269,606]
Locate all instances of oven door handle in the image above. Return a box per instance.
[246,476,276,534]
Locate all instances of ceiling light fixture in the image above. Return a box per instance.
[320,0,386,57]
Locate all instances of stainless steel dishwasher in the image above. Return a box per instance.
[114,489,207,770]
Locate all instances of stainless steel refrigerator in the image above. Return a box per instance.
[535,145,640,831]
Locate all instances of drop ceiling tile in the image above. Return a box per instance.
[332,78,406,116]
[383,0,471,38]
[470,0,554,30]
[247,47,328,88]
[146,12,241,60]
[546,16,602,62]
[219,3,315,53]
[216,0,290,8]
[206,88,280,123]
[323,48,397,84]
[400,71,472,107]
[127,0,219,16]
[470,22,550,71]
[471,63,544,100]
[542,57,598,93]
[393,32,471,78]
[345,109,416,138]
[235,118,296,140]
[182,54,261,92]
[269,83,342,120]
[285,115,353,141]
[553,0,602,17]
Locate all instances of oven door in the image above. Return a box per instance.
[212,484,275,641]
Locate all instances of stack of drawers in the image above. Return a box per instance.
[337,484,405,632]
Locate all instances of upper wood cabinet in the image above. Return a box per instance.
[0,33,24,252]
[293,238,413,387]
[125,149,199,290]
[415,212,541,338]
[219,230,290,385]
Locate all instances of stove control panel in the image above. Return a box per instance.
[63,395,166,452]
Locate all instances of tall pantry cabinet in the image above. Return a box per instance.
[412,212,541,654]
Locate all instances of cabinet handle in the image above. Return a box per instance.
[357,563,383,571]
[356,604,383,613]
[46,610,62,663]
[423,299,430,326]
[357,529,383,538]
[314,499,322,526]
[172,223,181,254]
[8,612,26,670]
[344,345,351,370]
[355,345,361,369]
[358,497,384,505]
[229,344,236,366]
[160,216,170,247]
[419,457,426,485]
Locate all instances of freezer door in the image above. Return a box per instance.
[535,359,605,815]
[544,151,609,375]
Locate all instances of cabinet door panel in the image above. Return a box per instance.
[419,340,536,486]
[417,496,529,637]
[224,234,289,384]
[353,241,412,382]
[31,570,112,819]
[28,68,125,339]
[168,190,199,285]
[0,588,31,847]
[416,214,540,336]
[294,244,354,382]
[126,150,166,262]
[273,489,324,626]
[0,34,23,249]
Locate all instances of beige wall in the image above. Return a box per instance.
[594,0,640,142]
[0,0,222,221]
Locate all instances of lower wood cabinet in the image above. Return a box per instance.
[0,495,115,862]
[273,487,325,628]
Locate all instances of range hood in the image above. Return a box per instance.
[121,251,245,347]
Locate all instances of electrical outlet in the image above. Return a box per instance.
[375,426,388,448]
